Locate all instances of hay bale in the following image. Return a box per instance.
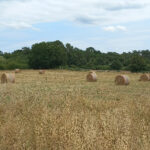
[15,69,21,73]
[39,70,45,74]
[86,71,97,82]
[115,75,129,85]
[1,73,15,83]
[139,74,150,81]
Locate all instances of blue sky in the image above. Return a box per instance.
[0,0,150,53]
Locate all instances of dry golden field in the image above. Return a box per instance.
[0,70,150,150]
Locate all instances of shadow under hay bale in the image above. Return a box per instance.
[115,75,129,85]
[86,71,97,82]
[15,69,21,73]
[1,73,15,84]
[39,70,45,74]
[139,74,150,81]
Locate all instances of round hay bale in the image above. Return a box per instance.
[86,71,97,82]
[115,75,129,85]
[15,69,21,73]
[139,74,150,81]
[1,73,15,83]
[39,70,45,74]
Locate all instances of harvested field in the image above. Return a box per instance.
[0,70,150,150]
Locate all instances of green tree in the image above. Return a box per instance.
[129,55,146,72]
[29,41,67,69]
[0,51,3,56]
[110,60,122,70]
[0,56,6,70]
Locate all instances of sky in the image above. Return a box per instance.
[0,0,150,53]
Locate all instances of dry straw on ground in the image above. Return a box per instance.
[15,69,21,73]
[115,75,129,85]
[0,70,150,149]
[39,70,45,74]
[86,71,97,82]
[1,73,15,83]
[139,74,150,81]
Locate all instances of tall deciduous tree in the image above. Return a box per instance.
[129,55,146,72]
[29,41,67,69]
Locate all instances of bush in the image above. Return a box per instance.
[59,65,86,71]
[95,65,110,70]
[6,61,29,70]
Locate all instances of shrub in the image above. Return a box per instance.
[6,61,29,70]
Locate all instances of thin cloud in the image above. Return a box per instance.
[0,22,31,29]
[75,17,95,24]
[103,25,127,32]
[0,22,39,31]
[105,2,146,11]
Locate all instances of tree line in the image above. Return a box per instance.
[0,40,150,72]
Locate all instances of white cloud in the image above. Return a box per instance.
[0,0,150,29]
[103,26,116,32]
[103,25,127,32]
[0,22,32,29]
[116,25,127,31]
